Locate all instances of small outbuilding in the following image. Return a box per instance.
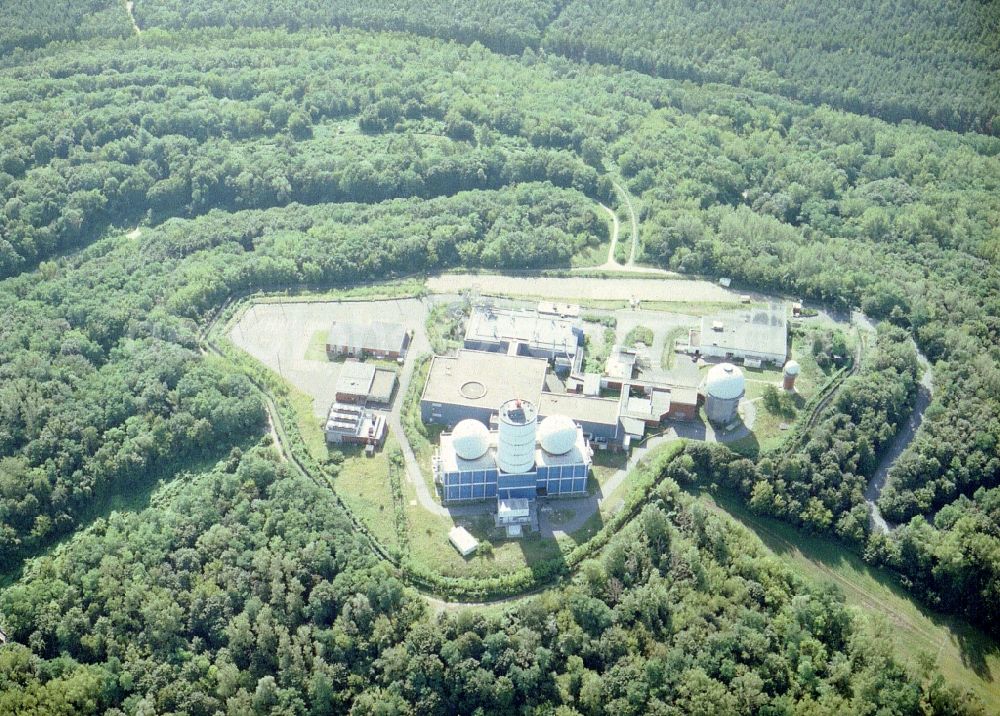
[448,526,479,557]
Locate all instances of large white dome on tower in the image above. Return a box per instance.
[783,359,801,376]
[705,362,745,400]
[451,419,490,460]
[538,415,578,455]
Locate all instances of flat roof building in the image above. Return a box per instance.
[335,362,397,406]
[605,344,637,383]
[421,350,548,426]
[537,392,621,444]
[324,403,387,447]
[691,303,788,365]
[464,305,583,368]
[448,526,479,556]
[327,320,410,360]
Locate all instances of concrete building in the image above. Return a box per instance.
[691,303,788,365]
[327,320,410,360]
[420,350,547,426]
[496,498,533,537]
[334,362,397,406]
[604,344,637,385]
[464,305,583,372]
[703,363,745,426]
[324,403,387,447]
[432,400,591,504]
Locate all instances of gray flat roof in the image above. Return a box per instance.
[369,369,397,403]
[700,303,787,357]
[329,320,408,353]
[336,362,375,396]
[421,350,547,411]
[537,392,620,427]
[465,306,579,355]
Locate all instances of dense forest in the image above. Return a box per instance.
[0,2,998,712]
[0,447,978,713]
[123,0,1000,135]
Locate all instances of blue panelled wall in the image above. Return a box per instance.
[442,462,588,503]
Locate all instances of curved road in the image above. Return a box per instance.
[573,183,671,276]
[865,349,934,533]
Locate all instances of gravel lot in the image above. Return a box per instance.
[230,298,431,417]
[426,274,739,303]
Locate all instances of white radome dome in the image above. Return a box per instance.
[538,415,578,455]
[451,419,490,460]
[706,362,745,400]
[783,359,801,376]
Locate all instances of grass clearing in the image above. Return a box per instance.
[304,329,329,361]
[331,436,403,555]
[660,326,688,369]
[287,386,328,458]
[690,487,1000,712]
[571,234,613,268]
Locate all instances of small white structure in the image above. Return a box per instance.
[448,526,479,557]
[704,362,745,426]
[496,498,532,537]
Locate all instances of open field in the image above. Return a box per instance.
[691,488,1000,712]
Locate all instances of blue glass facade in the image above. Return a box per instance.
[442,463,587,503]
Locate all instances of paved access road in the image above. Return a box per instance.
[865,348,934,533]
[427,274,739,304]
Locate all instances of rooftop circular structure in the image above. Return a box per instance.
[459,380,487,400]
[705,363,745,400]
[783,359,801,376]
[538,415,578,455]
[451,419,490,460]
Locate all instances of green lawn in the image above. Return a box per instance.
[691,487,1000,713]
[571,232,612,268]
[331,436,404,556]
[304,329,329,361]
[660,326,688,369]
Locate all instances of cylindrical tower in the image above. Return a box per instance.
[782,360,801,391]
[704,363,745,426]
[497,398,537,474]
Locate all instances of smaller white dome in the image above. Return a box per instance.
[706,362,745,400]
[538,415,578,455]
[783,360,801,376]
[451,419,490,460]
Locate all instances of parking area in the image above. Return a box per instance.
[230,298,432,417]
